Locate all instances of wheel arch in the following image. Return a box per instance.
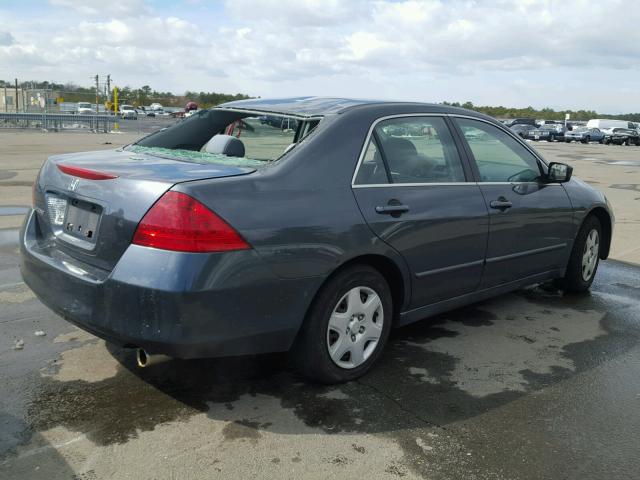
[586,207,612,259]
[306,254,409,327]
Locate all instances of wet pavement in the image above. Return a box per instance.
[0,223,639,479]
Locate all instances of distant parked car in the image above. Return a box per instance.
[526,124,566,142]
[76,102,94,115]
[510,124,537,138]
[603,128,640,145]
[564,128,604,144]
[119,105,138,119]
[259,115,298,130]
[506,118,538,127]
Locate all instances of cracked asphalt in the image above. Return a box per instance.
[1,132,640,479]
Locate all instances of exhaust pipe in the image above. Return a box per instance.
[136,348,171,368]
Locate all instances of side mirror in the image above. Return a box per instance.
[547,162,573,183]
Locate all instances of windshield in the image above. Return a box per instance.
[131,109,315,166]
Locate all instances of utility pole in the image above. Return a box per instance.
[94,74,99,113]
[15,78,19,113]
[106,74,111,104]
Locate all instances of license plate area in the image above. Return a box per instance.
[62,198,102,246]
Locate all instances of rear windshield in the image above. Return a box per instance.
[131,109,312,166]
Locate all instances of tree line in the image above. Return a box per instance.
[1,80,637,120]
[442,101,640,122]
[0,80,251,108]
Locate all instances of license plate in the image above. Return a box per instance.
[64,198,101,243]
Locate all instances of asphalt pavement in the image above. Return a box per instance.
[0,131,639,479]
[1,222,639,479]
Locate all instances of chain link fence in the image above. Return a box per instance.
[0,112,116,132]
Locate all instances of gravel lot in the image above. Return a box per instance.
[1,131,639,479]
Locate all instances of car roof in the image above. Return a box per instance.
[215,96,479,120]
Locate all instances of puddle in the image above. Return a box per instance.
[0,229,19,247]
[610,184,640,192]
[0,170,17,181]
[0,206,30,216]
[607,161,640,166]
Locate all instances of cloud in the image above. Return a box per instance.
[3,0,640,112]
[0,31,14,46]
[48,0,149,16]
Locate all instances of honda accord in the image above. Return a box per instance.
[20,97,614,383]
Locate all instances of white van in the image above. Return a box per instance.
[586,119,635,130]
[76,102,94,115]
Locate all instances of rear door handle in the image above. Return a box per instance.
[375,205,410,215]
[489,199,513,210]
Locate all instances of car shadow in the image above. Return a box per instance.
[21,268,640,452]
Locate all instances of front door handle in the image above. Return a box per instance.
[489,198,513,210]
[375,205,410,216]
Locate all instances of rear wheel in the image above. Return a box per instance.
[555,216,601,293]
[290,265,392,383]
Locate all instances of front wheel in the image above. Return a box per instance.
[555,216,602,293]
[290,265,392,383]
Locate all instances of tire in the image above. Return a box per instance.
[290,264,392,383]
[548,135,554,142]
[598,138,604,144]
[554,215,602,293]
[582,136,590,144]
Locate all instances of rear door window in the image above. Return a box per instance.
[355,116,466,185]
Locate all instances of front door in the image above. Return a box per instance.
[452,117,574,288]
[352,115,488,309]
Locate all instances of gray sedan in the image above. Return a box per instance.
[565,127,605,143]
[20,98,614,383]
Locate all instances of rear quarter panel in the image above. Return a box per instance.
[173,107,421,310]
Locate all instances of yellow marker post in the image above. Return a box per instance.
[113,86,119,131]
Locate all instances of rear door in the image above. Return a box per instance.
[451,117,574,288]
[352,115,488,309]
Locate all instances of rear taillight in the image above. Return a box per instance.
[57,164,118,180]
[132,191,250,253]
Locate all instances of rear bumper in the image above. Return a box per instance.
[19,210,321,359]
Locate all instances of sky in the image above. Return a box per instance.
[1,0,639,113]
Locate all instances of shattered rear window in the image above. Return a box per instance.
[126,145,265,168]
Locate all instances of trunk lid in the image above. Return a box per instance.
[35,148,256,271]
